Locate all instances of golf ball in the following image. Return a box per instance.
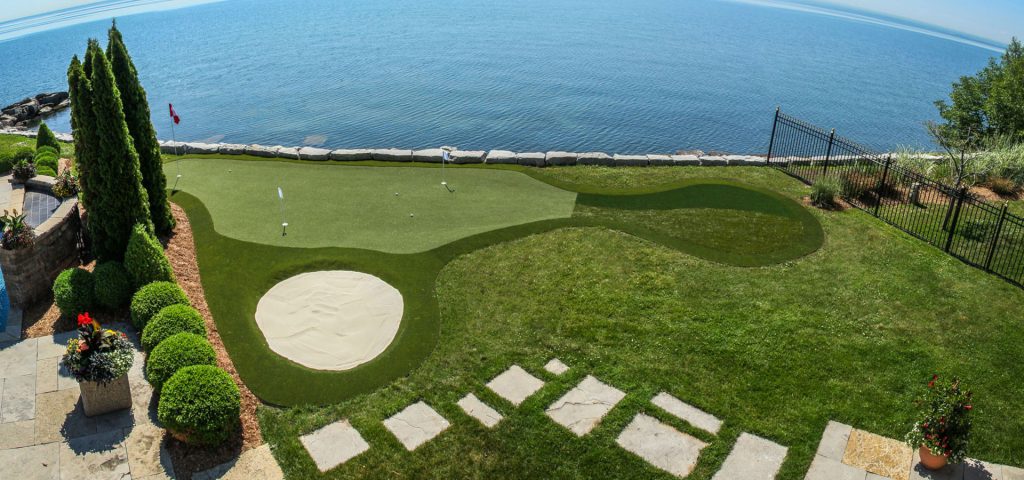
[410,213,414,217]
[394,192,399,196]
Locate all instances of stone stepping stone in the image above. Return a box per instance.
[383,401,450,451]
[712,432,788,480]
[486,365,544,406]
[615,413,707,478]
[545,375,625,436]
[544,359,569,375]
[651,392,722,435]
[457,393,503,428]
[300,419,369,472]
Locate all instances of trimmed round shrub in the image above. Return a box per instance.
[36,166,57,177]
[35,145,59,158]
[146,332,217,391]
[52,268,94,317]
[93,262,133,309]
[130,281,189,329]
[124,223,174,289]
[35,155,59,172]
[157,365,240,446]
[12,146,34,163]
[141,304,206,352]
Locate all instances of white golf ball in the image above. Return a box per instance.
[409,213,414,217]
[395,192,399,196]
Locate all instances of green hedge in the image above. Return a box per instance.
[141,304,206,352]
[124,223,174,289]
[52,268,94,317]
[36,166,57,177]
[146,332,216,391]
[93,262,133,309]
[157,365,240,446]
[130,281,189,329]
[35,156,58,172]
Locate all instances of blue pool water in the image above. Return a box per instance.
[0,0,1003,153]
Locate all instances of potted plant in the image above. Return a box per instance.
[0,210,34,250]
[905,374,973,470]
[11,160,36,183]
[52,170,79,198]
[61,313,135,416]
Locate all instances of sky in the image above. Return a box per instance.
[0,0,1021,44]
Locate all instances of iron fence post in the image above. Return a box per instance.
[823,128,835,177]
[766,107,780,166]
[874,155,891,217]
[944,187,968,253]
[984,203,1009,270]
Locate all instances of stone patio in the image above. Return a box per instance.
[545,375,625,436]
[616,413,707,478]
[485,365,545,406]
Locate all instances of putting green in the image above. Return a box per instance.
[165,158,577,253]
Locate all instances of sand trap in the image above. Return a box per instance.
[255,271,403,371]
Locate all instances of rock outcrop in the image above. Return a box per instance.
[1,92,70,128]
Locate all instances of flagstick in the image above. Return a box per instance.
[170,118,181,191]
[278,187,287,236]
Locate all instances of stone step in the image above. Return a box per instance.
[616,413,707,478]
[457,393,503,428]
[651,391,722,435]
[545,375,625,436]
[383,401,450,451]
[712,432,788,480]
[299,419,370,472]
[486,365,544,406]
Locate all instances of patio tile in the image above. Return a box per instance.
[651,391,722,435]
[486,365,544,406]
[0,442,60,480]
[2,374,37,422]
[1004,465,1024,480]
[546,375,625,436]
[0,419,37,449]
[842,429,912,480]
[383,401,450,451]
[0,338,38,379]
[816,421,854,461]
[58,428,130,480]
[36,356,59,394]
[712,432,788,480]
[964,458,1004,480]
[615,413,706,478]
[806,454,868,480]
[194,444,284,480]
[300,419,370,472]
[35,389,95,444]
[457,393,503,428]
[544,359,570,375]
[125,423,173,479]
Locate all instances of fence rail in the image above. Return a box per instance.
[766,108,1024,288]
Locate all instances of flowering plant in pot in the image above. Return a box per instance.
[905,374,973,470]
[61,313,135,416]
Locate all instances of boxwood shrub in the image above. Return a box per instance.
[124,223,175,289]
[35,156,58,173]
[36,166,57,177]
[130,281,189,329]
[93,262,133,309]
[146,332,217,391]
[157,365,240,446]
[35,145,59,158]
[52,268,94,317]
[141,304,206,352]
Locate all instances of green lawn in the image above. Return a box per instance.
[169,160,1024,479]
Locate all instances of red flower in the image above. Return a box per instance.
[964,405,972,410]
[77,342,88,353]
[77,313,93,327]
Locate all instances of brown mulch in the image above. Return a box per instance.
[971,185,1023,202]
[162,203,264,477]
[802,195,851,211]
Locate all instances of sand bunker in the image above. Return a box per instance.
[255,271,403,371]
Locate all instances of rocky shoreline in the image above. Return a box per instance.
[0,92,70,129]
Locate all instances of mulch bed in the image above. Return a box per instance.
[162,203,264,477]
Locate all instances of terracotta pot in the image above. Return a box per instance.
[919,445,949,470]
[80,374,132,417]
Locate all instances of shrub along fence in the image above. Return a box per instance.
[767,108,1024,287]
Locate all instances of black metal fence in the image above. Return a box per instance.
[766,108,1024,287]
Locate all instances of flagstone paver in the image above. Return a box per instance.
[2,374,37,422]
[36,356,59,395]
[843,429,912,480]
[544,359,570,375]
[194,444,284,480]
[125,423,174,479]
[546,375,625,436]
[651,391,722,435]
[0,419,36,449]
[806,454,869,480]
[383,401,451,451]
[817,421,854,460]
[964,459,1006,480]
[58,428,131,480]
[300,419,370,471]
[457,393,503,428]
[0,441,60,480]
[712,432,788,480]
[615,413,707,478]
[1005,465,1024,480]
[486,365,545,406]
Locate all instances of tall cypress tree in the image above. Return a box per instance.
[85,39,153,261]
[36,122,61,152]
[67,55,98,210]
[107,22,175,235]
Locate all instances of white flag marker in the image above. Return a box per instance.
[277,187,287,236]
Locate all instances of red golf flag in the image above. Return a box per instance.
[168,103,180,125]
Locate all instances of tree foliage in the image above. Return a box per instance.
[107,22,175,235]
[67,55,99,210]
[35,122,61,152]
[936,38,1024,146]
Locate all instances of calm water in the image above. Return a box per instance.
[0,0,1002,153]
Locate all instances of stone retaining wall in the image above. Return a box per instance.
[0,177,82,308]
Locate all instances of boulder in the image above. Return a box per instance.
[371,149,414,162]
[516,152,546,167]
[725,155,763,166]
[245,144,280,158]
[699,155,727,166]
[35,92,68,105]
[276,146,301,159]
[670,154,701,166]
[413,148,445,163]
[486,150,517,164]
[646,154,674,166]
[184,142,219,155]
[160,141,188,155]
[329,149,373,161]
[452,150,485,164]
[545,151,577,166]
[298,147,332,161]
[577,152,614,166]
[218,144,246,155]
[613,154,648,167]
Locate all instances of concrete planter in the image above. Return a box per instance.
[80,374,132,417]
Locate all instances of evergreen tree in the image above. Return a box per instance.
[85,39,153,261]
[107,22,175,235]
[35,122,61,152]
[67,55,99,210]
[936,38,1024,146]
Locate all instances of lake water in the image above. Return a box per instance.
[0,0,1004,153]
